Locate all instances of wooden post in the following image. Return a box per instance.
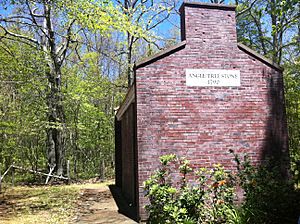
[67,160,70,185]
[103,160,105,180]
[100,160,105,182]
[12,167,15,187]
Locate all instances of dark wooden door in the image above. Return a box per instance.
[121,103,136,206]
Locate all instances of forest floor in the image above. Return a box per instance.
[0,181,137,224]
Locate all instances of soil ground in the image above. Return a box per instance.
[73,185,137,224]
[0,182,138,224]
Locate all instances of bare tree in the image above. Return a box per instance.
[117,0,177,86]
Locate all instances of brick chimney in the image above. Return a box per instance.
[180,2,237,50]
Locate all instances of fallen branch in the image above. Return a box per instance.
[0,165,13,181]
[45,165,56,184]
[1,165,13,192]
[11,165,69,181]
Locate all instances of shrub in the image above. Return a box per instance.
[144,155,238,224]
[233,153,300,224]
[144,153,300,224]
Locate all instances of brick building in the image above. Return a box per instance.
[114,1,288,221]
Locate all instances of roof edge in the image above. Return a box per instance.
[182,1,236,11]
[237,43,283,72]
[116,85,135,121]
[135,41,186,69]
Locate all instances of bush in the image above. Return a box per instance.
[233,153,300,224]
[144,154,239,224]
[144,153,300,224]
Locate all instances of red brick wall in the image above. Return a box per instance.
[135,3,288,220]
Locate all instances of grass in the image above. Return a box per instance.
[0,181,112,224]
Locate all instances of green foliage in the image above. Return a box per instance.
[236,0,299,64]
[0,36,47,175]
[0,0,130,181]
[64,0,147,39]
[145,153,300,224]
[61,51,126,179]
[144,155,236,224]
[284,59,300,185]
[233,153,300,224]
[0,30,124,181]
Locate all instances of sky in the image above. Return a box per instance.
[155,0,232,44]
[0,0,234,48]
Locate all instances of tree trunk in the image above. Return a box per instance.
[44,2,65,176]
[270,0,279,63]
[73,104,80,178]
[46,68,65,176]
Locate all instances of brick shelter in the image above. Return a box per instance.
[114,1,288,221]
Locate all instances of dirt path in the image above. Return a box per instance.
[73,185,137,224]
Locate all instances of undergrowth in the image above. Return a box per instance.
[144,153,300,224]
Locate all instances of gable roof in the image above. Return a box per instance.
[116,85,135,121]
[237,43,283,72]
[134,41,283,72]
[181,1,236,11]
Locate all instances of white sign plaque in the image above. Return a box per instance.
[186,69,240,87]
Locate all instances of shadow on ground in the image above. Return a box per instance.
[73,185,137,224]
